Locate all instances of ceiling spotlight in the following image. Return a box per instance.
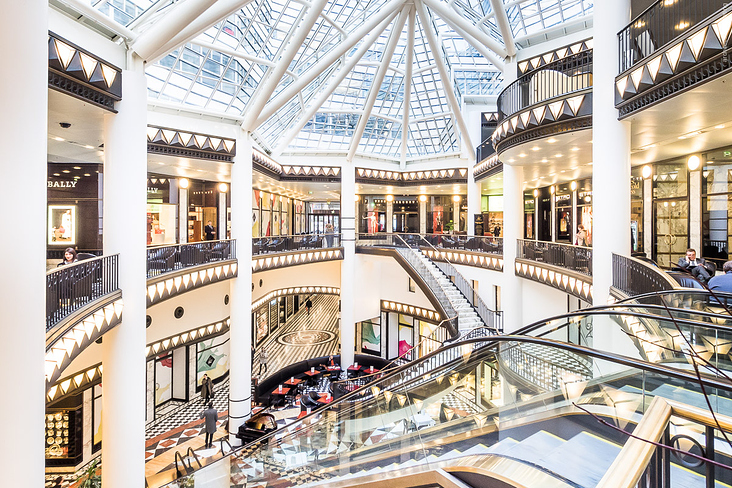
[354,194,360,201]
[179,178,190,189]
[533,189,539,198]
[419,195,427,202]
[547,138,557,143]
[642,165,652,179]
[452,195,461,202]
[570,181,577,191]
[218,183,228,192]
[386,194,394,202]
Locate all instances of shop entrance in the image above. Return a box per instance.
[308,213,339,234]
[654,198,688,268]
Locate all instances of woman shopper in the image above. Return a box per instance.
[58,247,78,266]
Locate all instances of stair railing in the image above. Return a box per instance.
[414,234,503,333]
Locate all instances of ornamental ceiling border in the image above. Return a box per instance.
[48,32,122,112]
[147,126,236,162]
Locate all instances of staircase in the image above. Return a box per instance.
[397,247,484,335]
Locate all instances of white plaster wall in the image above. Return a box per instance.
[146,280,231,344]
[145,360,154,422]
[253,260,341,302]
[353,254,436,323]
[520,279,577,328]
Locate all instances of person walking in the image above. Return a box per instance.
[575,225,588,246]
[200,373,213,403]
[200,402,218,449]
[306,298,313,315]
[258,349,268,376]
[325,222,334,247]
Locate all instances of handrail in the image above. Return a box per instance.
[497,49,592,119]
[517,239,592,276]
[185,447,202,469]
[412,234,502,332]
[597,396,732,488]
[331,315,458,389]
[146,239,236,278]
[46,253,120,331]
[618,0,729,73]
[252,233,342,256]
[612,253,679,297]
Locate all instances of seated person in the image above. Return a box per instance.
[677,248,714,283]
[708,261,732,293]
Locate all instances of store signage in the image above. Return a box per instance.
[555,194,571,203]
[48,180,77,188]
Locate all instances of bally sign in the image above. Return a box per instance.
[48,180,78,188]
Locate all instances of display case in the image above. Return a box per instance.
[45,407,83,467]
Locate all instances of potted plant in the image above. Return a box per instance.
[78,459,101,488]
[444,220,455,234]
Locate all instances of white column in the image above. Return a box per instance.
[502,164,524,332]
[592,0,631,306]
[453,198,460,232]
[218,187,228,240]
[550,188,556,242]
[468,170,482,235]
[101,55,148,488]
[179,185,188,243]
[386,199,394,233]
[688,159,702,252]
[0,2,46,486]
[419,199,427,234]
[340,161,357,369]
[229,129,253,443]
[571,186,578,245]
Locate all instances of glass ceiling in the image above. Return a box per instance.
[87,0,593,160]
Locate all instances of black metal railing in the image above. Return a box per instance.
[46,254,119,331]
[497,50,593,118]
[252,233,341,256]
[612,253,678,297]
[476,139,495,163]
[517,239,593,276]
[146,239,236,278]
[357,233,503,256]
[619,0,728,73]
[410,235,503,333]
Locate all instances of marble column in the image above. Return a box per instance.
[340,161,357,369]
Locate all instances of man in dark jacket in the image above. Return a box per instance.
[200,402,218,449]
[709,261,732,293]
[204,220,216,240]
[677,248,714,283]
[200,373,213,403]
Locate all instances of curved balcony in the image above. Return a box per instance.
[516,239,593,302]
[252,234,343,272]
[493,49,593,153]
[45,254,122,387]
[611,253,680,299]
[146,240,238,306]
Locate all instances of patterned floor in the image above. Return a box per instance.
[254,294,340,381]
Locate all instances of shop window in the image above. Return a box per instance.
[701,149,732,267]
[630,168,644,252]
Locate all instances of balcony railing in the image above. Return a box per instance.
[146,240,236,278]
[357,233,502,256]
[252,233,341,256]
[497,50,593,119]
[612,253,678,297]
[517,239,592,276]
[618,0,728,73]
[46,254,119,331]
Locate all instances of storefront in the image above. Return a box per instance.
[630,167,644,253]
[147,176,179,246]
[253,293,311,346]
[308,202,340,234]
[187,179,220,242]
[554,183,572,243]
[652,159,689,268]
[252,189,305,237]
[524,191,535,239]
[481,194,503,237]
[702,147,732,268]
[47,162,103,259]
[392,197,418,232]
[576,179,593,246]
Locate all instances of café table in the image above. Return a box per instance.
[270,387,290,407]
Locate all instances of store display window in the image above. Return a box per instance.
[392,197,418,232]
[524,192,535,239]
[555,183,572,243]
[188,179,218,242]
[652,160,688,267]
[427,196,454,233]
[47,162,103,256]
[701,147,732,267]
[577,179,593,246]
[45,408,81,465]
[147,176,178,246]
[631,168,644,252]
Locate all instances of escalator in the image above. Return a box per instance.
[155,307,732,488]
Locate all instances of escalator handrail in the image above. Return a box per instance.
[512,302,732,337]
[164,329,732,486]
[615,288,732,305]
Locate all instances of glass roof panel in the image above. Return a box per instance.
[139,0,591,159]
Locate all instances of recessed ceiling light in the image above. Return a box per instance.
[571,147,579,151]
[541,159,548,163]
[678,135,687,140]
[531,146,540,151]
[519,153,527,158]
[53,173,60,176]
[555,154,563,158]
[715,124,725,129]
[73,166,81,170]
[52,136,64,142]
[84,145,94,149]
[62,170,70,173]
[547,138,557,143]
[84,173,91,177]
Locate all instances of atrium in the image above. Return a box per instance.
[4,0,732,487]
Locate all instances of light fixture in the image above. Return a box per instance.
[687,155,701,171]
[550,186,555,194]
[570,181,577,191]
[419,194,427,202]
[218,183,228,192]
[179,178,189,189]
[642,165,652,179]
[452,195,461,202]
[354,194,360,201]
[533,189,539,198]
[547,138,557,143]
[386,194,394,202]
